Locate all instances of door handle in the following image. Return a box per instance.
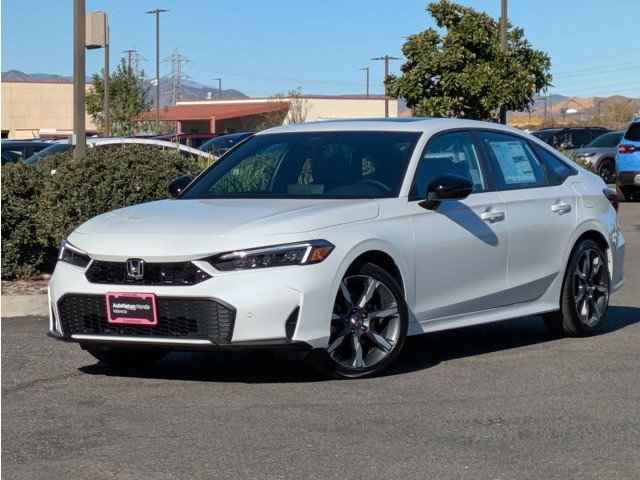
[551,202,572,215]
[480,210,505,223]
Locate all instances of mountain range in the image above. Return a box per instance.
[1,70,247,106]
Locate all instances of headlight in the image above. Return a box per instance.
[58,240,91,268]
[207,240,334,271]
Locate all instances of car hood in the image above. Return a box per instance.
[69,198,379,259]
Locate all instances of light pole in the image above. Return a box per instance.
[73,0,86,159]
[212,77,222,97]
[146,8,168,133]
[103,14,110,136]
[360,67,370,97]
[371,55,399,117]
[499,0,508,124]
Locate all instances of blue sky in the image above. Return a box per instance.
[2,0,639,98]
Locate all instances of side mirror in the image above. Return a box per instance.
[420,175,473,210]
[168,175,193,198]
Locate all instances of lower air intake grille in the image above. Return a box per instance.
[57,294,234,344]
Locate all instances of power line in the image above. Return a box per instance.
[553,64,640,80]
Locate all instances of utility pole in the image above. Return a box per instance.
[212,77,222,97]
[146,8,168,133]
[123,49,136,72]
[498,0,508,124]
[103,14,110,137]
[371,55,399,117]
[360,67,370,97]
[73,0,86,159]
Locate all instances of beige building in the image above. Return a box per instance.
[138,96,401,134]
[1,80,96,139]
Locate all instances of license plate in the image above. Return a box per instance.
[106,292,158,325]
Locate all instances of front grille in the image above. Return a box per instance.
[85,260,211,286]
[58,294,235,344]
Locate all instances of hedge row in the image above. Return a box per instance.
[1,145,202,280]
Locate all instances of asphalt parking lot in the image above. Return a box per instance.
[2,204,639,480]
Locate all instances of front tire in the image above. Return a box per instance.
[311,262,408,379]
[597,159,615,184]
[544,239,610,336]
[83,345,168,367]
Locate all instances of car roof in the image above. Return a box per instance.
[258,117,522,136]
[82,137,212,157]
[2,140,55,146]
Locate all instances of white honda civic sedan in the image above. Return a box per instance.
[49,118,625,378]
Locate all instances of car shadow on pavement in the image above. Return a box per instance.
[386,305,640,376]
[79,306,640,383]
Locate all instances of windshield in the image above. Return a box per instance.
[587,132,623,148]
[24,143,72,165]
[182,131,421,199]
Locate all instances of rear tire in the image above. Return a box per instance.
[83,345,168,367]
[309,262,408,379]
[543,239,610,336]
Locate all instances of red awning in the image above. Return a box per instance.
[138,101,290,122]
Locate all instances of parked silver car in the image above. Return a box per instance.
[574,131,624,184]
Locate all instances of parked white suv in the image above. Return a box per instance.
[49,119,625,378]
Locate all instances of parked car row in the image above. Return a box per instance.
[531,127,610,150]
[2,131,253,166]
[1,140,55,165]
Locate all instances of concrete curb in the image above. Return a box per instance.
[1,294,49,318]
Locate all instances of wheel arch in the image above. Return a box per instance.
[333,239,411,304]
[565,225,612,282]
[347,250,405,294]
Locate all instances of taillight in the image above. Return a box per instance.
[603,188,619,211]
[618,144,637,154]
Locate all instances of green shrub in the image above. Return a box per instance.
[35,145,202,252]
[1,163,50,279]
[1,145,203,279]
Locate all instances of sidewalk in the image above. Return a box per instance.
[1,280,49,318]
[1,294,49,318]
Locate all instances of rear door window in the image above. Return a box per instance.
[624,123,640,142]
[478,132,548,190]
[532,144,577,185]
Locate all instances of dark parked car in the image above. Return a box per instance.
[573,131,624,184]
[199,132,253,156]
[532,127,610,150]
[153,133,216,149]
[1,140,54,165]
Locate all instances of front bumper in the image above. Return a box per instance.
[48,257,340,350]
[616,170,640,187]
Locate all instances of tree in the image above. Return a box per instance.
[86,59,150,136]
[386,0,552,121]
[255,88,309,130]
